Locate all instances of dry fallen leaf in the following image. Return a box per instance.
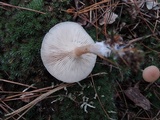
[122,0,160,10]
[99,11,118,25]
[145,0,159,10]
[124,86,151,110]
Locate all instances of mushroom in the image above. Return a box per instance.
[142,65,160,82]
[41,21,111,83]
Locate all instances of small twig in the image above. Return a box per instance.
[152,110,160,120]
[16,105,33,120]
[153,9,159,33]
[0,101,26,120]
[0,2,46,14]
[141,43,160,53]
[134,109,143,118]
[91,76,111,119]
[0,104,17,120]
[121,109,128,120]
[88,72,108,78]
[0,78,37,89]
[0,91,21,94]
[75,0,111,14]
[78,14,101,30]
[98,55,118,66]
[64,0,115,15]
[144,82,153,91]
[153,89,160,101]
[115,62,124,81]
[4,86,54,101]
[127,34,155,46]
[116,80,128,109]
[4,94,39,102]
[5,83,73,118]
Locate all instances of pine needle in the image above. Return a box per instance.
[0,2,46,14]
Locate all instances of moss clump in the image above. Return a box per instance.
[0,0,60,81]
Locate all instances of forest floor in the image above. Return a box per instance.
[0,0,160,120]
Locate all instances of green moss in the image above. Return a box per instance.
[0,0,57,81]
[1,0,116,119]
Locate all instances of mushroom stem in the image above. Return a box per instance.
[74,42,111,57]
[74,44,96,57]
[74,44,91,56]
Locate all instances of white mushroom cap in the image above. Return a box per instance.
[41,22,97,83]
[142,65,160,82]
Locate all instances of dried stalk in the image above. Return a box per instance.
[0,79,37,89]
[5,83,73,119]
[0,2,46,14]
[91,76,111,119]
